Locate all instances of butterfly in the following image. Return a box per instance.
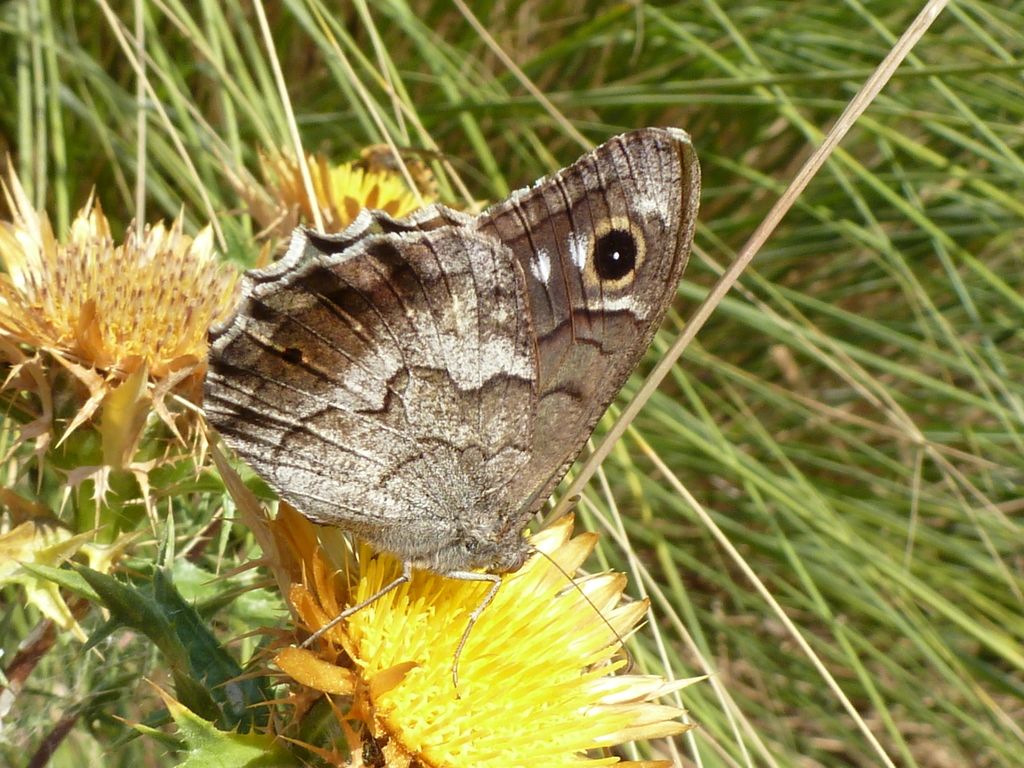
[204,128,699,663]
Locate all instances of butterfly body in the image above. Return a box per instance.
[204,127,699,577]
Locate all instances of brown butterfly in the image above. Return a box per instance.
[204,128,699,664]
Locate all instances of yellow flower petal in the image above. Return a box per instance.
[276,647,356,696]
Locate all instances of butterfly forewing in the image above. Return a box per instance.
[474,128,700,516]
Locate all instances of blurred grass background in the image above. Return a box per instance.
[1,0,1022,766]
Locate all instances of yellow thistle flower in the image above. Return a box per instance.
[248,150,433,241]
[0,171,239,382]
[272,512,694,768]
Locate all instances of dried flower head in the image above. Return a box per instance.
[0,168,240,522]
[0,171,238,382]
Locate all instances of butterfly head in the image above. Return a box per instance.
[405,516,532,576]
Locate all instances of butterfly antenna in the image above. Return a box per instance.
[531,544,633,672]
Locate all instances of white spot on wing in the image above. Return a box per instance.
[634,195,668,224]
[567,232,589,270]
[597,294,642,313]
[530,248,551,284]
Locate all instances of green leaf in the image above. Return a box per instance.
[19,561,101,601]
[75,564,271,732]
[157,694,296,768]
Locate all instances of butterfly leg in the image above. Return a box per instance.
[299,560,413,649]
[445,571,503,692]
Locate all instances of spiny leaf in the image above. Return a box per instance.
[151,689,296,768]
[75,564,271,732]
